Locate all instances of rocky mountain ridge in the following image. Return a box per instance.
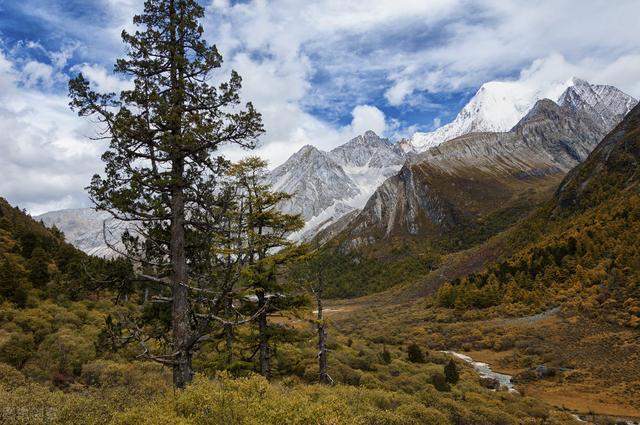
[268,130,411,240]
[410,77,636,151]
[336,84,637,247]
[37,78,636,255]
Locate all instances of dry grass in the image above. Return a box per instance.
[525,383,640,419]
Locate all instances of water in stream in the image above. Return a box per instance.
[442,351,517,392]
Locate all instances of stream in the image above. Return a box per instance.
[442,351,517,392]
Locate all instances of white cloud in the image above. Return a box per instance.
[0,51,104,214]
[348,105,386,137]
[383,0,640,104]
[22,61,56,88]
[72,63,133,93]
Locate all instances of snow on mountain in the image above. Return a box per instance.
[269,130,410,240]
[410,77,597,151]
[557,78,637,130]
[268,144,360,220]
[344,93,636,247]
[36,77,636,253]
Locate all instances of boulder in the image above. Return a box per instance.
[479,377,500,390]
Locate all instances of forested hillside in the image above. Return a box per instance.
[0,196,95,306]
[436,103,640,327]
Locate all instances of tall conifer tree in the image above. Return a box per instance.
[69,0,263,388]
[227,157,304,377]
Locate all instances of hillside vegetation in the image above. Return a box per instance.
[436,103,640,327]
[328,104,640,420]
[0,197,586,424]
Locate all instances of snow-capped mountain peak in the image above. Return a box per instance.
[329,130,401,169]
[410,77,591,151]
[557,79,637,130]
[266,130,411,240]
[37,78,636,253]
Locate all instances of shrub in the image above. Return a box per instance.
[0,332,35,369]
[407,343,425,363]
[444,360,459,384]
[431,372,450,392]
[379,346,392,365]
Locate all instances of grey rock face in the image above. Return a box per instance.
[36,208,127,258]
[557,78,637,132]
[268,131,411,240]
[268,145,360,220]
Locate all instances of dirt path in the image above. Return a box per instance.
[497,306,561,326]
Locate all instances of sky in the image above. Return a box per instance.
[0,0,639,214]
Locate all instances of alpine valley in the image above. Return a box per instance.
[6,1,640,424]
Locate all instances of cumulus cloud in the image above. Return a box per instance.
[348,105,387,136]
[383,0,640,104]
[0,51,104,214]
[1,0,640,213]
[71,63,133,93]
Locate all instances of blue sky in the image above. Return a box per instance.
[1,0,639,213]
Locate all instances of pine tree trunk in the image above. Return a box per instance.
[170,174,192,388]
[316,292,329,384]
[257,291,270,378]
[168,0,192,389]
[224,296,233,366]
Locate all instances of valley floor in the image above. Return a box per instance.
[326,293,640,423]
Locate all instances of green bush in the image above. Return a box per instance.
[0,333,35,369]
[431,372,450,392]
[407,343,425,363]
[444,360,459,384]
[379,347,392,365]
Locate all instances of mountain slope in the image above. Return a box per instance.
[343,97,615,248]
[268,145,360,220]
[0,197,90,305]
[435,102,640,326]
[36,208,127,258]
[313,84,636,298]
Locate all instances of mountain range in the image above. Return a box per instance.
[37,77,637,256]
[340,89,631,248]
